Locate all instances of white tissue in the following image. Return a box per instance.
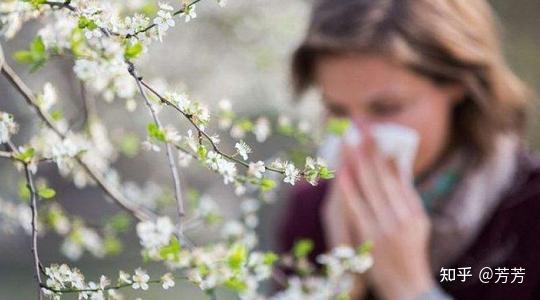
[317,122,420,180]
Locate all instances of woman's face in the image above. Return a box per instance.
[314,54,462,177]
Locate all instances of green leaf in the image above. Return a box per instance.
[124,42,143,59]
[119,134,139,158]
[104,235,123,256]
[30,36,45,54]
[235,119,254,131]
[22,0,46,9]
[159,237,181,261]
[13,36,48,72]
[18,181,30,202]
[262,252,279,266]
[70,28,88,58]
[187,188,201,208]
[357,240,374,255]
[335,292,351,300]
[293,239,314,258]
[78,16,98,30]
[259,178,276,192]
[319,167,335,180]
[108,213,131,233]
[140,3,158,16]
[326,117,350,136]
[50,109,64,121]
[38,186,56,199]
[227,244,247,270]
[224,277,247,292]
[197,145,207,159]
[13,51,34,64]
[147,123,166,142]
[14,148,35,163]
[198,264,210,277]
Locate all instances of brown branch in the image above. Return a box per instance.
[24,163,43,300]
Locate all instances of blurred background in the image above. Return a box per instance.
[1,0,540,298]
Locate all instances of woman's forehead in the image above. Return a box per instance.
[315,54,434,103]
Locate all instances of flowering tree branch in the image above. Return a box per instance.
[125,0,204,38]
[139,78,290,175]
[0,61,154,221]
[2,140,44,299]
[41,279,161,294]
[24,162,44,300]
[43,1,76,12]
[127,61,185,235]
[0,1,372,299]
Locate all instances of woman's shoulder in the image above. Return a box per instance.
[445,147,540,299]
[498,146,540,211]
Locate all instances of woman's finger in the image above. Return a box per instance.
[399,176,426,217]
[322,181,356,248]
[371,149,411,221]
[348,132,392,226]
[337,165,374,241]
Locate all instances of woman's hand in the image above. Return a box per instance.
[323,129,435,300]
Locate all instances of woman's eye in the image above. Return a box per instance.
[369,103,404,117]
[325,103,347,117]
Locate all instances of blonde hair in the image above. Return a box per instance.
[292,0,531,163]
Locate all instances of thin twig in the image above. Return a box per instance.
[127,61,185,231]
[0,150,12,159]
[24,164,43,300]
[41,280,162,294]
[43,0,75,12]
[3,141,43,300]
[69,81,93,132]
[126,0,204,39]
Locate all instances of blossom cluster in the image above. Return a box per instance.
[0,111,18,144]
[0,1,375,299]
[42,263,174,300]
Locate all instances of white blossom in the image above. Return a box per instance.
[235,140,251,160]
[217,0,227,7]
[253,117,271,143]
[218,99,232,111]
[136,216,174,255]
[248,161,265,179]
[0,112,18,144]
[131,268,150,290]
[178,151,193,167]
[284,163,300,185]
[230,124,246,139]
[163,125,181,143]
[118,270,132,284]
[41,82,57,111]
[161,273,175,289]
[142,139,161,152]
[99,275,110,290]
[154,2,176,41]
[84,28,103,40]
[181,5,197,22]
[217,158,237,184]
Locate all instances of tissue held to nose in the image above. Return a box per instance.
[318,121,420,180]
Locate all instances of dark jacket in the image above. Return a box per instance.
[278,148,540,299]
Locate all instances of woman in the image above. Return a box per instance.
[278,0,540,299]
